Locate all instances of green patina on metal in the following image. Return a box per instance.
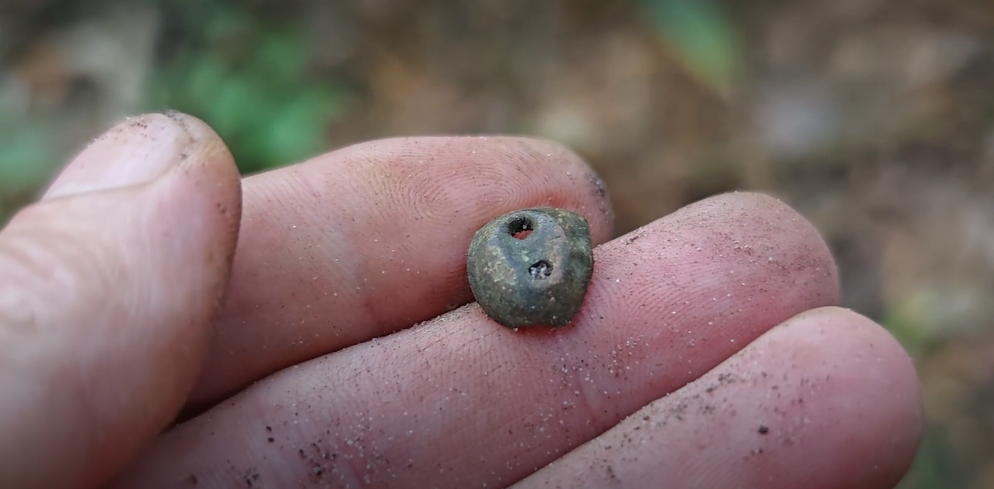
[467,208,593,329]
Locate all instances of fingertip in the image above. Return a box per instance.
[319,135,615,244]
[518,306,922,489]
[678,191,841,302]
[158,112,243,283]
[487,136,615,239]
[734,306,923,487]
[43,112,202,199]
[0,111,242,488]
[786,306,924,456]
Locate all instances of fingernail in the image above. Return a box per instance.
[44,113,198,199]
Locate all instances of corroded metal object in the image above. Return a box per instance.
[467,208,593,328]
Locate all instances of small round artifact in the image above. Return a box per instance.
[467,207,594,328]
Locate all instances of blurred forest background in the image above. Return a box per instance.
[1,0,993,487]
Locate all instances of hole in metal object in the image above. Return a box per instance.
[507,216,534,240]
[529,260,553,279]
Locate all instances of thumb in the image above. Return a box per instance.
[0,112,241,489]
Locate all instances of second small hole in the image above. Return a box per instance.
[529,260,553,279]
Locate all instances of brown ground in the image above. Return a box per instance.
[2,0,993,487]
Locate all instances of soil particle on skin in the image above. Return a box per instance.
[295,440,338,483]
[242,468,260,487]
[586,172,614,226]
[606,464,619,481]
[622,231,646,245]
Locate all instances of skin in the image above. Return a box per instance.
[0,112,922,489]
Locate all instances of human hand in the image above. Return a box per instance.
[0,112,921,489]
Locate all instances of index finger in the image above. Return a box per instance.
[191,137,614,406]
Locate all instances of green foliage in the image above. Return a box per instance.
[0,114,60,222]
[0,1,349,224]
[0,120,56,190]
[883,312,959,489]
[640,0,741,94]
[882,308,938,361]
[896,427,964,489]
[147,3,349,173]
